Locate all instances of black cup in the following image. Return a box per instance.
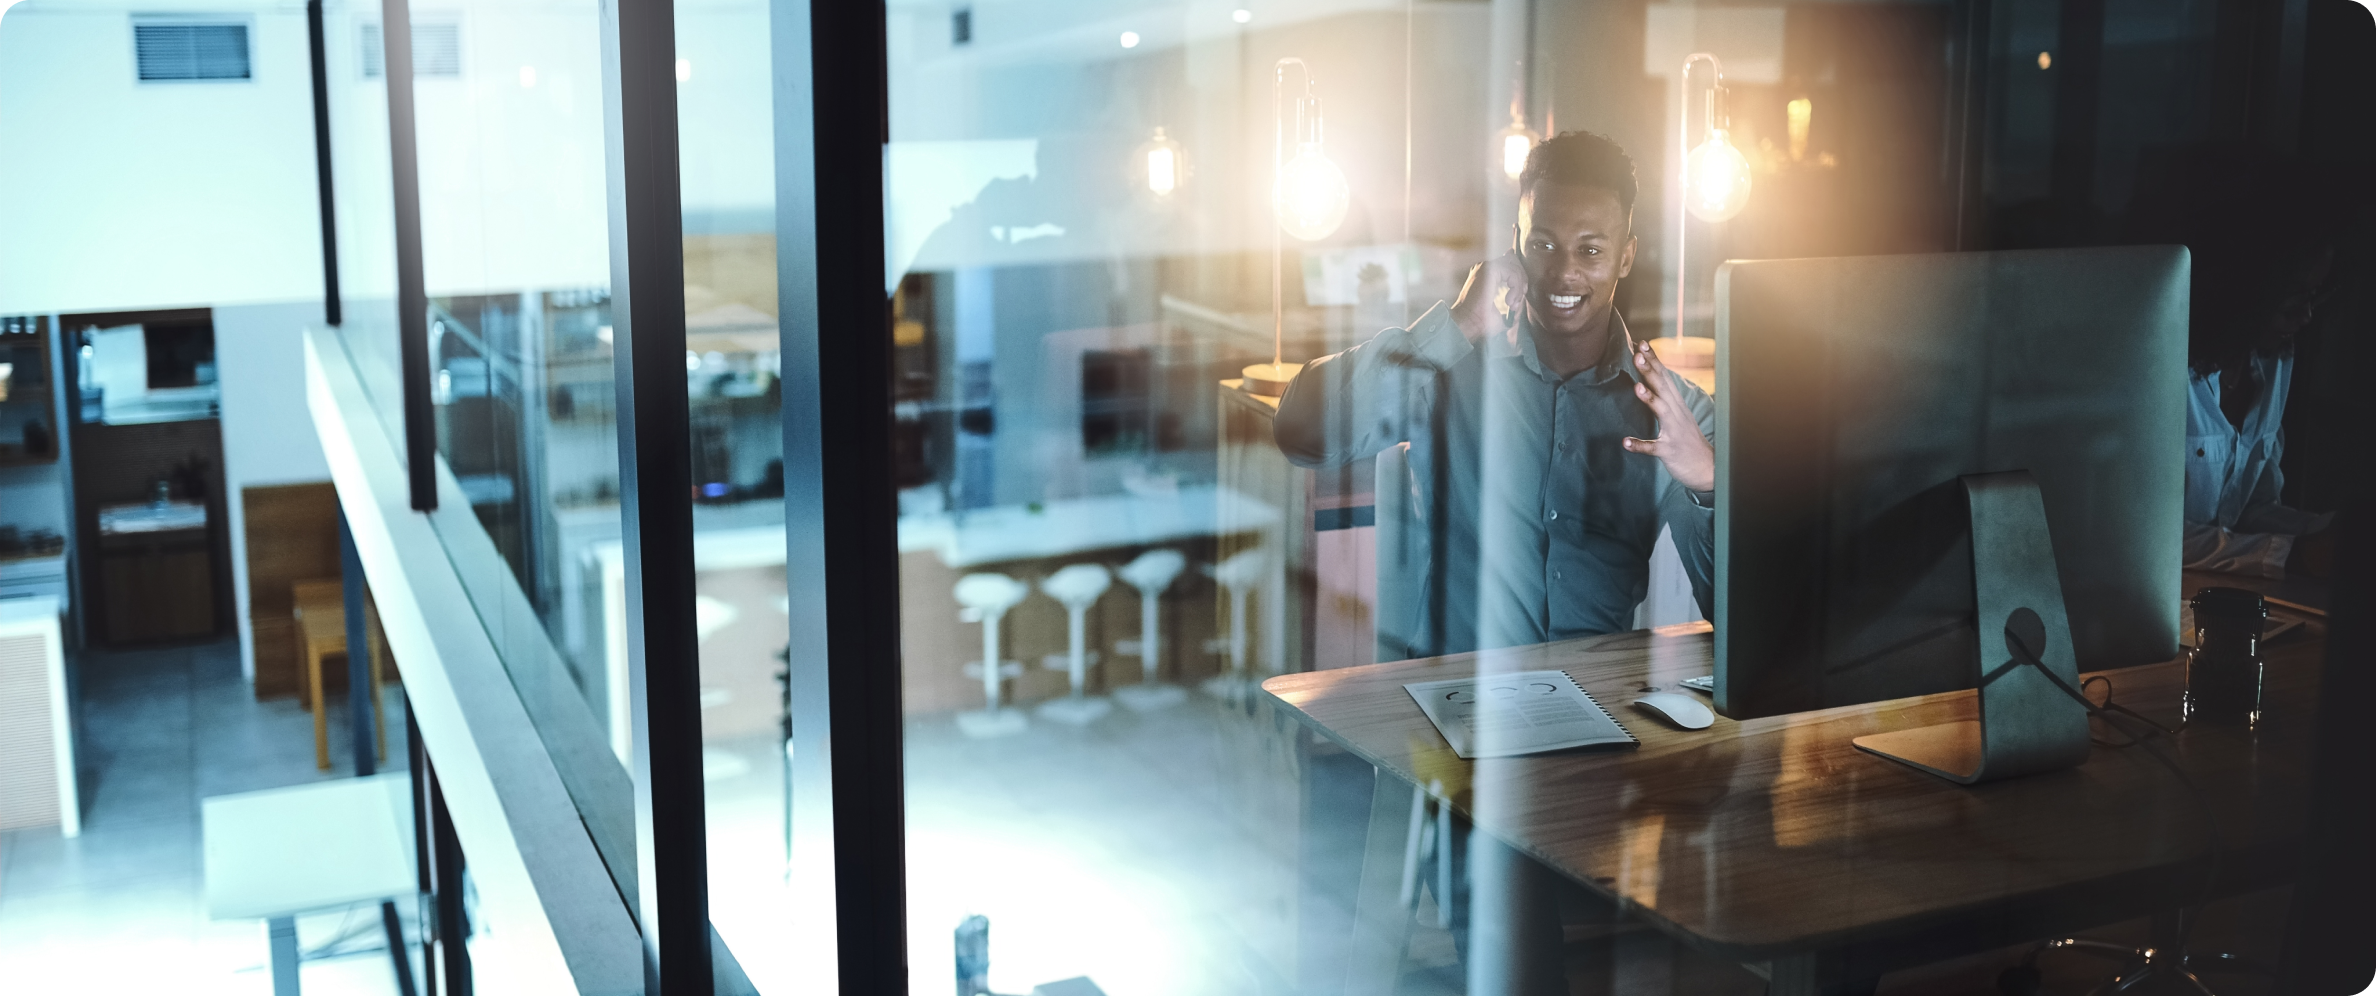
[2185,586,2266,727]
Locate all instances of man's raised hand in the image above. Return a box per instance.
[1620,340,1716,494]
[1450,253,1528,347]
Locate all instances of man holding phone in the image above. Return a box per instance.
[1273,130,1716,656]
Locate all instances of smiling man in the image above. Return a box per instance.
[1274,131,1717,656]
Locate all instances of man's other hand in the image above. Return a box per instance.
[1621,340,1715,494]
[1451,253,1527,347]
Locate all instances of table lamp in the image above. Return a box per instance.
[1244,57,1346,397]
[1673,52,1751,342]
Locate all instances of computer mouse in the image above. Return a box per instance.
[1633,691,1715,730]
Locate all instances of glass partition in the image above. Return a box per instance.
[669,0,796,970]
[320,0,637,913]
[842,2,2356,994]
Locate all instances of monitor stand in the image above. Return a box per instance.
[1852,471,2092,784]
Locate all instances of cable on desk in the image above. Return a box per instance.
[2080,674,2186,748]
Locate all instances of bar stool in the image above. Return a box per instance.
[954,573,1030,738]
[1036,563,1114,725]
[1113,549,1188,712]
[1202,547,1268,701]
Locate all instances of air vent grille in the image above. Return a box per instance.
[361,21,462,78]
[134,22,251,82]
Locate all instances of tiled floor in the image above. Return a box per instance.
[0,637,415,995]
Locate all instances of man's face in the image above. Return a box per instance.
[2253,246,2335,356]
[1517,182,1636,340]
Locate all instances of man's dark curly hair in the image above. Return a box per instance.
[1518,130,1638,215]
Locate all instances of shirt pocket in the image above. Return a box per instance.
[2182,433,2226,526]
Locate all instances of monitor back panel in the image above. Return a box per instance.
[1714,247,2187,719]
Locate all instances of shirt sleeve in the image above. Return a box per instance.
[2183,522,2297,579]
[1273,302,1473,469]
[2231,427,2332,537]
[1658,369,1720,619]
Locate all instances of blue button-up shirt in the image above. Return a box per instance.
[1274,302,1716,656]
[2183,351,2330,577]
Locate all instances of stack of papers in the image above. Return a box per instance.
[1405,669,1638,759]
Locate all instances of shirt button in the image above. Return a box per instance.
[1549,510,1560,520]
[2197,448,2206,457]
[1555,571,1564,581]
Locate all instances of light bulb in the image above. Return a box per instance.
[1275,143,1350,241]
[1135,127,1185,197]
[1496,120,1538,182]
[1785,97,1811,161]
[1147,147,1177,195]
[1684,129,1752,222]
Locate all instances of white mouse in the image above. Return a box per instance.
[1633,691,1715,730]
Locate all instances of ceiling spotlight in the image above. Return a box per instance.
[675,58,692,82]
[1119,30,1140,48]
[1232,8,1252,23]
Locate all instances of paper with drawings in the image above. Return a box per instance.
[1405,669,1638,759]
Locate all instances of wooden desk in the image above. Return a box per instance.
[293,579,386,771]
[1262,621,2325,994]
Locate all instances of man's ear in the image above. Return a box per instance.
[1618,234,1638,279]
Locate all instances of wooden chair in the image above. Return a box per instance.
[291,579,386,771]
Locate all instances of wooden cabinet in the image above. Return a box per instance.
[97,522,216,644]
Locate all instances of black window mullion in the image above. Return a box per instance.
[598,0,712,990]
[773,0,906,988]
[379,0,437,511]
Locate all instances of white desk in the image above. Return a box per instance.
[203,774,416,994]
[895,484,1284,569]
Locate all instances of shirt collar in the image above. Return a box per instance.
[1500,310,1640,385]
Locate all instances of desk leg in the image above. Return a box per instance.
[1466,830,1565,996]
[269,915,301,995]
[381,900,418,996]
[1344,768,1417,994]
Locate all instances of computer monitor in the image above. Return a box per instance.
[1714,246,2189,721]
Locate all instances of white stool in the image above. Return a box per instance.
[1113,549,1189,712]
[1036,563,1114,725]
[1203,547,1269,701]
[954,573,1030,738]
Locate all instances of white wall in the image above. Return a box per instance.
[0,4,324,315]
[217,300,333,679]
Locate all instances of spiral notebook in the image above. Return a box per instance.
[1404,669,1638,759]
